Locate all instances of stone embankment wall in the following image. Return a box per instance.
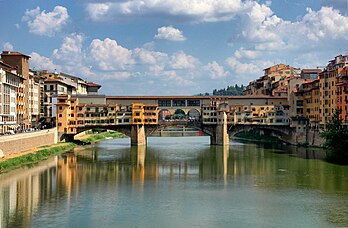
[288,128,325,147]
[0,128,57,158]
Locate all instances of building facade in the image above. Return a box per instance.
[0,68,21,133]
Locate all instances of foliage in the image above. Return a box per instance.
[213,84,244,96]
[195,92,210,96]
[80,131,124,143]
[320,109,348,165]
[0,143,76,174]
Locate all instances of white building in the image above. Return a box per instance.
[28,71,41,127]
[0,68,21,133]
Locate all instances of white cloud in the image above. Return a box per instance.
[22,6,69,37]
[100,72,131,80]
[240,3,348,53]
[226,3,348,84]
[133,48,168,65]
[155,26,186,41]
[204,61,230,79]
[85,3,110,21]
[3,42,13,51]
[89,38,135,71]
[303,7,348,41]
[226,57,262,75]
[234,49,259,59]
[86,0,252,23]
[170,51,199,69]
[30,52,60,71]
[52,33,85,65]
[164,70,195,86]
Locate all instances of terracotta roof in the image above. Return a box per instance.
[45,78,75,87]
[106,95,288,100]
[301,69,322,73]
[1,51,30,58]
[87,82,101,87]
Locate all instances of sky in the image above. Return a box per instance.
[0,0,348,95]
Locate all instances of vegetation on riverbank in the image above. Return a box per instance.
[0,131,125,174]
[0,143,76,174]
[79,131,124,143]
[321,109,348,165]
[234,130,281,142]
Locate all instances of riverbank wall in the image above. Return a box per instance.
[0,128,58,158]
[281,127,325,147]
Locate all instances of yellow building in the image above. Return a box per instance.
[57,95,158,136]
[131,103,158,125]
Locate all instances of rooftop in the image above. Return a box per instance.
[1,51,30,58]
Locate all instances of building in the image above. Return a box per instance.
[336,65,348,123]
[56,94,158,135]
[319,54,348,126]
[33,70,101,127]
[301,69,322,80]
[0,67,21,133]
[244,63,297,97]
[1,51,31,130]
[28,71,41,127]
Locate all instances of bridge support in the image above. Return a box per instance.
[131,125,147,146]
[210,112,229,145]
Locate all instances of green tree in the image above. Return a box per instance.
[320,109,348,165]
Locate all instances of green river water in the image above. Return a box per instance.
[0,136,347,227]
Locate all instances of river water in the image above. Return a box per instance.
[1,136,348,228]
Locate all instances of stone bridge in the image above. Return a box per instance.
[229,124,293,141]
[66,119,295,146]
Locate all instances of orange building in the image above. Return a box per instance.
[57,95,158,136]
[336,66,348,123]
[319,54,348,126]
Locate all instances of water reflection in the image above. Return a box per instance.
[0,137,347,227]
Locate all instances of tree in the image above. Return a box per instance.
[320,109,348,165]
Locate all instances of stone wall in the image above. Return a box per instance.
[288,127,325,147]
[0,128,58,157]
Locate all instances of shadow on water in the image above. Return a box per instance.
[233,137,327,160]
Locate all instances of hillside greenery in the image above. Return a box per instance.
[195,84,244,96]
[213,84,244,96]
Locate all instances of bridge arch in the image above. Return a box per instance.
[229,124,293,143]
[159,109,172,121]
[187,108,200,121]
[173,109,186,120]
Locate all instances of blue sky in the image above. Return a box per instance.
[1,0,348,95]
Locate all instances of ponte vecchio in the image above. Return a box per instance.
[56,95,290,145]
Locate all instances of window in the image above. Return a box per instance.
[172,100,185,107]
[59,114,62,117]
[158,100,171,107]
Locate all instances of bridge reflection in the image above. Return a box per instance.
[0,141,340,228]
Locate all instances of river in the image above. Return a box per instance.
[1,136,348,227]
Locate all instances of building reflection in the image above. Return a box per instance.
[0,141,347,227]
[0,157,57,228]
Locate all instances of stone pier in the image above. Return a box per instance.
[210,112,229,145]
[131,124,147,145]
